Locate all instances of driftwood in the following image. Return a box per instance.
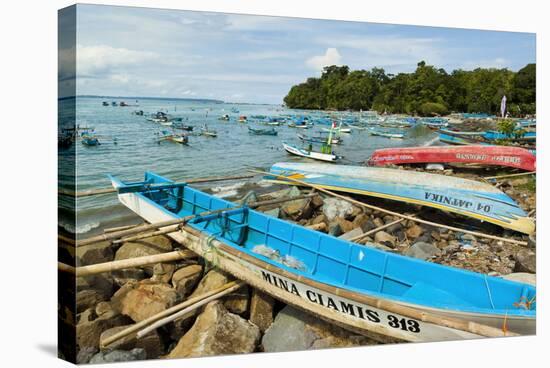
[484,171,536,180]
[78,193,318,246]
[58,234,75,245]
[136,281,245,338]
[59,173,256,197]
[100,280,243,348]
[74,249,194,277]
[252,169,529,246]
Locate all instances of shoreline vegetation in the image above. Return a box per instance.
[283,62,535,117]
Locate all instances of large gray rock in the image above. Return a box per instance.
[167,301,260,358]
[338,227,363,241]
[404,242,441,260]
[514,249,536,273]
[89,348,146,364]
[111,280,178,322]
[322,197,356,221]
[262,306,376,352]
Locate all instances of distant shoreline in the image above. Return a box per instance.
[59,95,225,104]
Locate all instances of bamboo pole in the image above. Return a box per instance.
[77,193,318,246]
[100,280,243,348]
[349,218,406,242]
[136,281,245,338]
[112,226,180,244]
[58,234,75,245]
[60,173,256,197]
[484,171,536,180]
[75,249,194,277]
[251,169,528,246]
[58,262,75,274]
[104,223,143,233]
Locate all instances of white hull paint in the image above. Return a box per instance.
[113,188,534,341]
[283,143,337,162]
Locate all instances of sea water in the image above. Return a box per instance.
[59,96,437,235]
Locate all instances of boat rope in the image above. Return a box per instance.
[202,234,221,270]
[513,295,536,310]
[483,276,495,310]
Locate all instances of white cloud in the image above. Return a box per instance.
[76,44,158,77]
[306,48,342,71]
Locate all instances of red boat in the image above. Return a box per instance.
[368,145,536,171]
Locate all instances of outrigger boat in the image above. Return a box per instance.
[267,162,535,235]
[109,172,535,342]
[438,132,486,146]
[368,145,536,172]
[248,127,278,136]
[282,142,339,162]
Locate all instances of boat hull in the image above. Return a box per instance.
[110,175,535,341]
[268,162,535,235]
[369,145,536,171]
[283,142,338,162]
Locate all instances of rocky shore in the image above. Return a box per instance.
[66,163,535,363]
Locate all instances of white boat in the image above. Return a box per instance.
[322,127,351,133]
[283,142,338,162]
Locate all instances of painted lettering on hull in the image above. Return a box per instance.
[261,271,421,334]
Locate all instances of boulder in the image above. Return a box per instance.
[114,235,173,275]
[111,281,178,322]
[150,263,175,284]
[352,214,374,232]
[76,289,107,313]
[514,249,536,273]
[249,290,274,332]
[77,308,131,350]
[338,227,364,241]
[89,348,146,364]
[167,301,260,358]
[322,198,355,222]
[76,241,114,266]
[374,231,396,248]
[171,264,203,298]
[405,225,424,239]
[188,269,232,299]
[77,274,115,298]
[310,194,324,209]
[100,325,163,358]
[327,222,342,237]
[262,305,376,352]
[263,208,280,218]
[373,217,384,228]
[386,221,403,234]
[335,217,355,233]
[76,347,98,364]
[501,272,536,286]
[224,285,250,316]
[281,198,312,221]
[310,214,328,226]
[112,269,147,288]
[404,242,441,260]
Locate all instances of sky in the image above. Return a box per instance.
[59,4,536,104]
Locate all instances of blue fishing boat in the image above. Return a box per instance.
[438,132,489,146]
[109,172,535,342]
[483,131,536,142]
[81,134,100,146]
[267,162,535,235]
[369,128,404,139]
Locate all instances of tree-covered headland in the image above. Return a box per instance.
[284,62,535,116]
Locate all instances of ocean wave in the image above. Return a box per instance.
[210,182,246,198]
[59,219,101,234]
